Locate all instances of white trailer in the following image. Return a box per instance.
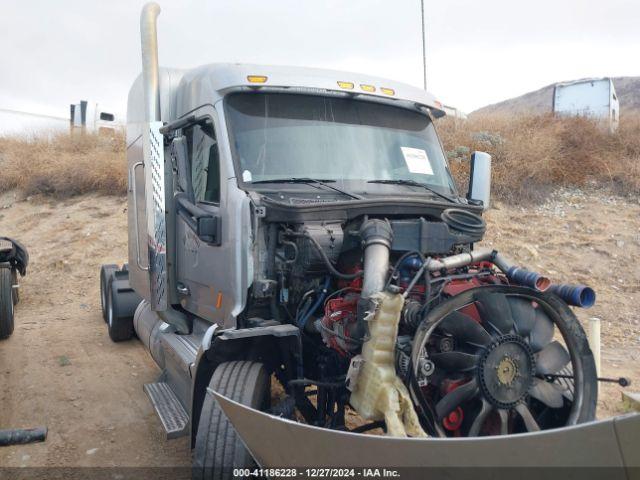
[69,101,122,133]
[553,78,619,132]
[441,104,468,120]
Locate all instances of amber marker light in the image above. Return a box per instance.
[247,75,268,83]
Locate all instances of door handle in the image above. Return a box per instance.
[177,283,190,296]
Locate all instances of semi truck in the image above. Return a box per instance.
[100,3,638,478]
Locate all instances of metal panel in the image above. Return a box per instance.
[126,126,151,301]
[214,391,639,476]
[143,121,168,311]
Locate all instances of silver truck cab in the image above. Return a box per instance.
[98,5,634,479]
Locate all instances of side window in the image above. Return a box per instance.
[187,122,220,204]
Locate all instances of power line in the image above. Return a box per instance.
[0,108,66,122]
[420,0,427,91]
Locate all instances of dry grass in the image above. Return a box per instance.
[1,115,639,203]
[439,114,640,202]
[0,130,126,198]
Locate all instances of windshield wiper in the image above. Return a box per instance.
[251,177,362,200]
[367,179,457,204]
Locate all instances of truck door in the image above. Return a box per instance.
[173,107,230,324]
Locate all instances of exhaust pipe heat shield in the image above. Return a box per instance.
[213,391,640,476]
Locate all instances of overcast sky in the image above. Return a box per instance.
[1,0,638,118]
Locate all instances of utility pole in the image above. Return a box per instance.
[420,0,427,91]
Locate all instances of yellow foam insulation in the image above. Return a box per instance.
[349,291,427,437]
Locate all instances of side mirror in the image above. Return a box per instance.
[467,151,492,210]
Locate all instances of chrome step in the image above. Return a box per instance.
[144,382,189,439]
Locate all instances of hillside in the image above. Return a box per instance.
[473,76,640,116]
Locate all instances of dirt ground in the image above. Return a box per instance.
[0,187,638,468]
[0,192,189,469]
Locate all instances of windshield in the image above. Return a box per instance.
[225,92,457,195]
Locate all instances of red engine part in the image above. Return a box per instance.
[337,267,363,290]
[320,292,360,356]
[441,378,468,434]
[398,281,426,303]
[440,267,504,322]
[443,408,464,433]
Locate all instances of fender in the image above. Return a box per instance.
[214,392,640,475]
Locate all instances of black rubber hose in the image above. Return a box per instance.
[441,208,486,235]
[423,267,431,304]
[0,427,47,446]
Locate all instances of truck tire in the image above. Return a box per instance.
[106,278,134,342]
[193,361,271,480]
[100,264,118,323]
[11,268,19,305]
[0,268,15,339]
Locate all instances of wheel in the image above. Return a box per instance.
[0,268,15,339]
[11,268,19,305]
[410,285,597,437]
[193,361,271,480]
[100,264,118,323]
[106,278,134,342]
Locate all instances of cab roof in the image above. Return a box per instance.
[128,63,445,124]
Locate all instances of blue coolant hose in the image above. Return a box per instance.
[298,276,331,328]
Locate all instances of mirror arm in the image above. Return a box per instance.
[159,114,211,136]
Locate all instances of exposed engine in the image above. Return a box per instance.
[246,207,597,438]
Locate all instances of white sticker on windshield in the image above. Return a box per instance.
[401,147,433,175]
[242,170,253,182]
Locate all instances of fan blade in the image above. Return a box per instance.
[468,399,492,436]
[515,403,540,432]
[431,351,479,372]
[439,311,492,347]
[535,341,570,375]
[529,308,554,351]
[508,297,536,337]
[529,378,566,408]
[556,365,575,401]
[497,408,509,435]
[474,292,515,335]
[436,379,479,421]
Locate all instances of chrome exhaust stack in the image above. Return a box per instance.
[140,2,162,122]
[137,2,188,331]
